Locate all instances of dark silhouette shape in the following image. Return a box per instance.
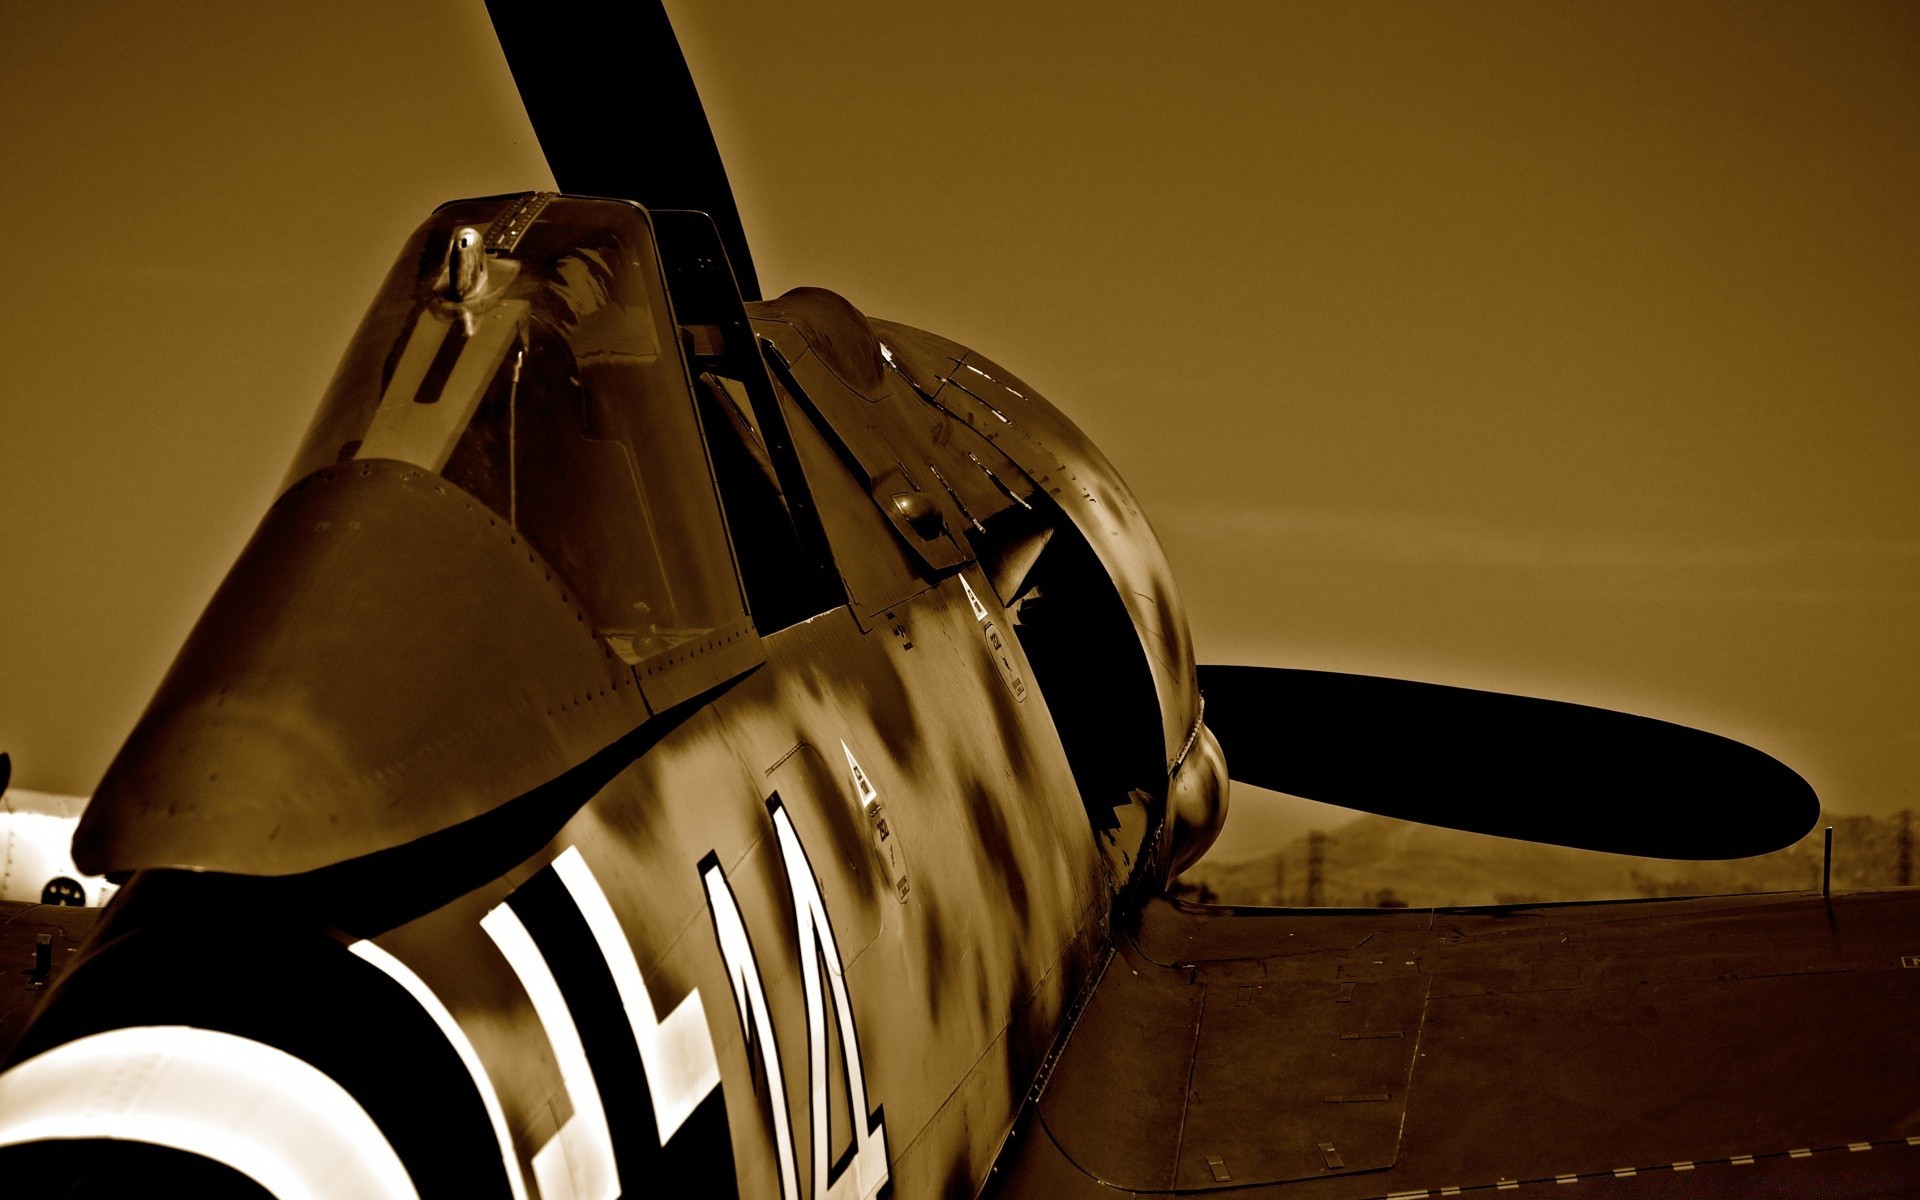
[1199,665,1819,860]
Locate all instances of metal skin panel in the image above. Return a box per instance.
[750,290,1041,595]
[2,548,1112,1197]
[75,460,649,878]
[991,891,1920,1198]
[752,302,973,581]
[766,743,888,960]
[663,574,1105,1198]
[765,354,942,625]
[872,320,1201,778]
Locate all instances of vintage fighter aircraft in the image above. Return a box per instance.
[1,4,1915,1197]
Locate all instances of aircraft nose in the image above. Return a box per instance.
[74,459,647,879]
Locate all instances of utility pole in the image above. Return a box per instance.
[1898,810,1913,887]
[1306,830,1327,908]
[1823,825,1834,901]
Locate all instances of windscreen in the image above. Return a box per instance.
[285,194,750,679]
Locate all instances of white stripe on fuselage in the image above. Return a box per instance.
[702,799,891,1200]
[550,846,722,1142]
[702,860,802,1200]
[0,1025,417,1200]
[350,939,531,1200]
[771,804,891,1200]
[481,902,620,1200]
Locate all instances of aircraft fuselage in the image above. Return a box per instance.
[0,194,1223,1200]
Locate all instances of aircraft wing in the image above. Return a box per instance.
[9,891,1916,1195]
[992,889,1920,1198]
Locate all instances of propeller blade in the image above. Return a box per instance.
[483,0,761,299]
[1197,665,1818,860]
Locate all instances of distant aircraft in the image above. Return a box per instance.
[1,4,1911,1198]
[0,755,114,908]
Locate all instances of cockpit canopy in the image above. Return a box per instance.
[288,193,751,686]
[76,195,771,880]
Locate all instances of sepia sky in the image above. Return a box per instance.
[1,2,1914,859]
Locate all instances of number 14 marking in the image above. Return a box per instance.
[701,798,890,1200]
